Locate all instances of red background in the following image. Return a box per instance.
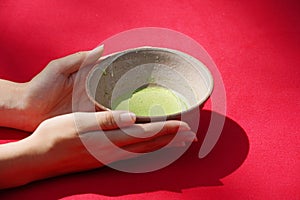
[0,0,299,199]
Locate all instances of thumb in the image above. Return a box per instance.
[96,111,136,130]
[49,45,104,76]
[74,111,136,133]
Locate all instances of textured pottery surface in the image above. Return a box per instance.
[86,46,213,122]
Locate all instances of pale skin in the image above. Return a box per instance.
[0,46,197,189]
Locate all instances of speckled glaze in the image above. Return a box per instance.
[86,46,214,122]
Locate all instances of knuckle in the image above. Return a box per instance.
[166,121,180,132]
[47,59,62,72]
[38,119,48,128]
[48,59,60,68]
[100,112,117,129]
[37,118,53,131]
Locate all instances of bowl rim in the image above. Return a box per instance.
[85,46,214,120]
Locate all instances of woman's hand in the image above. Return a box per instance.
[0,110,197,189]
[0,46,103,131]
[21,46,104,131]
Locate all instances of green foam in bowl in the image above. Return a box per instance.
[113,85,188,116]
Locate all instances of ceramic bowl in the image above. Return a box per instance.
[86,46,213,122]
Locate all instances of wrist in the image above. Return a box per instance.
[0,80,29,130]
[0,80,27,110]
[0,134,60,189]
[0,136,42,188]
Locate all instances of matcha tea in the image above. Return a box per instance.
[112,85,188,116]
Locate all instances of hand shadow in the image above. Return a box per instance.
[0,110,249,198]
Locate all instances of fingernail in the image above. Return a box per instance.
[91,44,104,54]
[98,44,104,50]
[120,112,136,123]
[184,132,197,142]
[172,142,186,147]
[194,136,198,142]
[178,123,191,132]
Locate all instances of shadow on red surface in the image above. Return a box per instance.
[0,110,249,198]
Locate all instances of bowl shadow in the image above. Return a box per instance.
[0,110,249,198]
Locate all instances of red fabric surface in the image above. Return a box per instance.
[0,0,299,199]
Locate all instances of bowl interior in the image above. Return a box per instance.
[86,47,213,119]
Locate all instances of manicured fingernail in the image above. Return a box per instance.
[98,44,104,50]
[184,132,197,142]
[173,141,186,147]
[178,123,191,132]
[194,136,198,142]
[189,136,198,142]
[120,112,136,123]
[91,44,104,54]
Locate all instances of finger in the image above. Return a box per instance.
[74,111,136,133]
[120,131,197,153]
[82,44,105,69]
[172,141,186,147]
[96,111,136,130]
[105,120,191,147]
[90,131,196,165]
[49,45,104,75]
